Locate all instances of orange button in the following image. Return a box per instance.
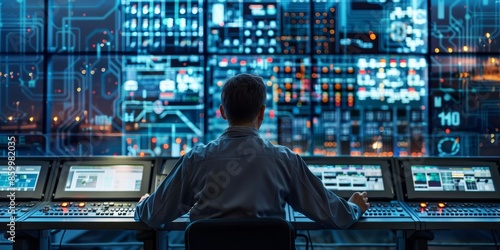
[419,202,427,208]
[61,202,68,207]
[78,202,86,208]
[438,202,446,208]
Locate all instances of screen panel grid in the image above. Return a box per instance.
[1,0,500,157]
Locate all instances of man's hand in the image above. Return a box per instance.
[348,191,370,214]
[138,193,150,203]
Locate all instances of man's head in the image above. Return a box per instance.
[220,73,267,127]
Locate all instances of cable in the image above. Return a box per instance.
[307,230,314,250]
[58,230,67,250]
[492,230,499,250]
[295,233,309,250]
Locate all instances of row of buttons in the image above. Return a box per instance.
[419,212,500,217]
[47,207,135,212]
[364,212,407,217]
[55,202,133,208]
[43,212,133,216]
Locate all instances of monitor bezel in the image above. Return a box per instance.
[402,159,500,200]
[0,160,51,200]
[302,157,395,199]
[54,160,152,200]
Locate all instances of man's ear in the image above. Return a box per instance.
[258,105,266,121]
[219,104,227,120]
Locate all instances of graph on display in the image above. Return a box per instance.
[1,0,499,157]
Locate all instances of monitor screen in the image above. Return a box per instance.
[402,159,500,200]
[54,160,152,200]
[309,164,384,191]
[0,166,41,192]
[303,157,394,199]
[64,165,144,192]
[410,165,495,192]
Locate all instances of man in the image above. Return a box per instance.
[135,73,370,229]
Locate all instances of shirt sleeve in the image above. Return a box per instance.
[287,155,362,229]
[134,156,194,229]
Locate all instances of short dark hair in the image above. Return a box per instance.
[221,73,267,124]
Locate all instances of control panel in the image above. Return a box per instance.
[406,202,500,218]
[290,157,417,230]
[399,158,500,229]
[0,202,39,219]
[0,161,51,222]
[22,159,152,226]
[31,201,137,218]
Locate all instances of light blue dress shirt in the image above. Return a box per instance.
[135,126,361,229]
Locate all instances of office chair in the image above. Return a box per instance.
[184,218,296,250]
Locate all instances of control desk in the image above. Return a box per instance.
[289,157,419,230]
[0,160,52,230]
[398,158,500,230]
[22,158,153,230]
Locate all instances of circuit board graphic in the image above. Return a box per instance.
[1,0,499,157]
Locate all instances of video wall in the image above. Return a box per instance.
[0,0,499,157]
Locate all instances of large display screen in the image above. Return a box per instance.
[2,0,500,157]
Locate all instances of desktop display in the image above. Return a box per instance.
[410,165,495,192]
[0,166,41,192]
[309,164,385,191]
[64,165,144,192]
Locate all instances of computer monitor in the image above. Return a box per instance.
[401,159,500,200]
[303,157,394,199]
[0,160,50,199]
[54,160,152,200]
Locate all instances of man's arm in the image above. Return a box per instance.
[134,157,194,228]
[287,155,369,229]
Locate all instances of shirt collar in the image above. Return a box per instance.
[221,126,260,138]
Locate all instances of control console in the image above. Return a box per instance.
[22,158,153,230]
[289,157,418,230]
[0,160,52,228]
[398,158,500,230]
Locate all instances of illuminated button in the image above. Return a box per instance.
[61,202,68,207]
[78,202,86,208]
[438,202,446,208]
[419,202,427,208]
